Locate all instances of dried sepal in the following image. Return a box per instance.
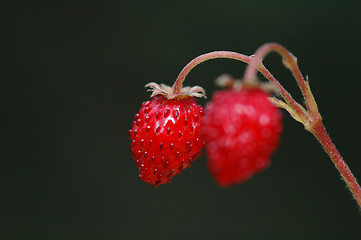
[215,74,236,88]
[215,74,280,96]
[145,82,206,99]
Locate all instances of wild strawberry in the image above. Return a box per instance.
[202,80,282,186]
[129,82,206,187]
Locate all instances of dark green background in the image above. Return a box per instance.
[2,0,361,239]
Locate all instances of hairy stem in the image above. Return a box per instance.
[172,45,361,208]
[311,120,361,208]
[173,51,251,95]
[173,51,307,124]
[243,43,361,209]
[244,43,310,122]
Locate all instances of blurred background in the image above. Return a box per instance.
[2,0,361,239]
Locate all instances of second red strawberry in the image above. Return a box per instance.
[202,86,283,186]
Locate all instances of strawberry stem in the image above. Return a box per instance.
[244,42,361,209]
[243,43,313,122]
[173,51,252,95]
[311,119,361,208]
[173,44,361,209]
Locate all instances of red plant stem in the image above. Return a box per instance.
[173,51,252,95]
[244,43,307,93]
[244,42,361,208]
[173,51,297,99]
[173,51,308,121]
[243,43,314,118]
[172,45,361,208]
[311,120,361,208]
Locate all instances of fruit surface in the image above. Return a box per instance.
[129,95,205,187]
[202,87,282,186]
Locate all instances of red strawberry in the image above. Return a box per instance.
[202,83,282,186]
[129,82,206,187]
